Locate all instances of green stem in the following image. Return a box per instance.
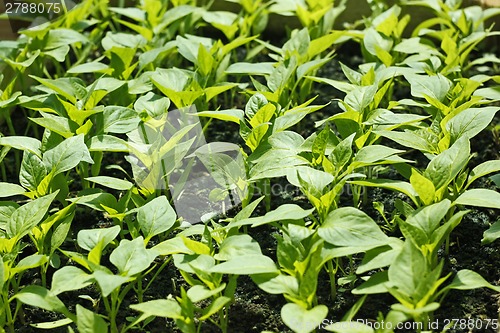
[327,260,337,301]
[3,291,14,333]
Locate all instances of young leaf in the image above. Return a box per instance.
[0,136,42,157]
[0,183,25,198]
[76,304,108,333]
[14,285,71,316]
[137,196,177,241]
[20,151,47,191]
[129,299,183,319]
[387,241,426,299]
[482,220,500,245]
[424,137,469,191]
[446,107,499,142]
[445,270,500,292]
[404,73,452,103]
[51,266,93,296]
[410,169,436,205]
[7,192,57,239]
[102,106,141,134]
[245,93,269,119]
[281,303,328,333]
[318,207,389,251]
[209,254,279,275]
[43,135,93,176]
[77,225,121,252]
[109,237,157,276]
[11,254,48,275]
[467,160,500,188]
[214,234,262,261]
[93,270,132,297]
[199,296,232,320]
[455,189,500,209]
[85,176,133,191]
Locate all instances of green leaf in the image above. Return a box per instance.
[93,269,131,297]
[0,182,25,198]
[89,135,129,152]
[103,106,141,134]
[85,176,133,191]
[344,85,378,111]
[318,207,389,251]
[482,220,500,245]
[76,305,108,333]
[331,133,354,171]
[7,192,57,239]
[446,107,499,142]
[0,136,42,157]
[467,160,500,187]
[352,145,403,167]
[110,237,157,276]
[210,254,279,275]
[197,109,245,124]
[77,225,121,251]
[20,151,47,191]
[455,189,500,209]
[69,191,118,211]
[14,285,70,314]
[287,166,334,196]
[130,299,182,319]
[187,284,226,303]
[30,76,83,104]
[45,28,88,50]
[137,196,176,241]
[197,43,214,76]
[101,32,146,50]
[229,204,314,229]
[281,303,328,333]
[252,273,299,295]
[152,237,192,256]
[375,130,436,153]
[387,241,426,298]
[445,269,500,292]
[200,296,232,320]
[11,254,48,275]
[268,131,305,152]
[349,179,418,205]
[410,169,435,205]
[214,234,262,261]
[134,92,170,119]
[424,137,469,191]
[364,28,393,56]
[226,62,275,75]
[43,135,93,176]
[245,93,268,119]
[405,73,452,102]
[51,266,93,295]
[30,112,78,138]
[30,318,73,329]
[352,271,389,295]
[406,200,451,239]
[356,239,403,274]
[67,62,111,74]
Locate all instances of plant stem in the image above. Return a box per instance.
[327,259,337,301]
